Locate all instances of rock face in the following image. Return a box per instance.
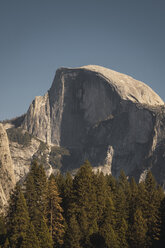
[9,137,41,182]
[3,64,165,211]
[6,128,63,183]
[21,65,165,182]
[0,124,15,212]
[23,93,51,144]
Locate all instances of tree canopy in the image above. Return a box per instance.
[1,161,165,248]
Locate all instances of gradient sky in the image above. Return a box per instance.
[0,0,165,121]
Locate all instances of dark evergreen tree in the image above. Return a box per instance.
[60,172,73,222]
[94,172,109,223]
[115,185,128,233]
[137,181,147,210]
[25,160,53,247]
[25,172,37,220]
[117,171,130,219]
[100,224,118,248]
[72,161,98,247]
[159,195,165,247]
[36,214,53,248]
[144,171,163,246]
[106,174,117,196]
[28,207,53,248]
[129,177,138,219]
[25,160,47,217]
[54,172,65,196]
[130,208,147,248]
[127,177,139,244]
[46,175,65,247]
[99,197,119,248]
[6,184,39,248]
[64,214,81,248]
[118,218,128,248]
[20,222,40,248]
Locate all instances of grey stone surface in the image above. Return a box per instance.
[23,93,51,144]
[0,124,15,212]
[21,65,165,182]
[1,65,165,210]
[9,138,41,182]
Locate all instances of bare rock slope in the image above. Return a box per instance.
[0,124,15,212]
[21,65,165,183]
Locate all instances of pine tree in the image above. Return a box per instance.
[129,177,138,217]
[64,214,81,248]
[144,171,162,245]
[35,162,48,214]
[37,214,53,248]
[94,172,109,223]
[46,175,65,247]
[110,171,131,247]
[25,161,54,248]
[79,207,89,237]
[7,184,39,248]
[54,172,65,196]
[25,160,47,216]
[100,224,118,248]
[130,208,147,248]
[159,195,165,247]
[127,177,139,244]
[99,197,119,248]
[118,218,128,248]
[115,185,128,232]
[20,222,40,248]
[61,172,73,221]
[117,171,130,220]
[106,174,117,195]
[25,173,37,220]
[137,181,147,211]
[29,207,53,248]
[72,161,98,246]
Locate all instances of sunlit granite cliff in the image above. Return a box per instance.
[0,124,15,212]
[22,65,165,178]
[1,65,165,211]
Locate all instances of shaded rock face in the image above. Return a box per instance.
[22,65,165,181]
[83,104,155,177]
[0,124,15,212]
[144,109,165,186]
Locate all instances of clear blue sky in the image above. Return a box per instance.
[0,0,165,121]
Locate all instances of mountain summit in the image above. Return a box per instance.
[1,65,165,210]
[22,65,163,145]
[80,65,163,105]
[22,65,165,176]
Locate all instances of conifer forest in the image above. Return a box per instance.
[1,160,165,248]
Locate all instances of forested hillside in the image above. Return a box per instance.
[0,160,165,248]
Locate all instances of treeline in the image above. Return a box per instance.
[1,160,165,248]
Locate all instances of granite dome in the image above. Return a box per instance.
[1,64,165,212]
[68,65,164,106]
